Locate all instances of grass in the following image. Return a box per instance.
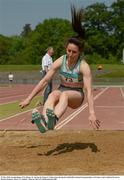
[97,70,124,78]
[0,84,9,87]
[90,64,124,78]
[0,96,43,120]
[0,64,124,71]
[90,64,124,70]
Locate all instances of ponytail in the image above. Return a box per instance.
[66,5,85,51]
[71,5,85,39]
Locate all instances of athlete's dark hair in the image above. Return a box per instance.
[66,5,85,51]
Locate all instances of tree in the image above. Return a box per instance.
[84,3,112,59]
[84,1,123,62]
[1,1,123,64]
[111,0,124,59]
[34,18,73,59]
[20,24,32,37]
[0,35,12,64]
[85,3,112,33]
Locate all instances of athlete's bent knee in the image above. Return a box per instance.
[48,90,60,100]
[60,92,68,100]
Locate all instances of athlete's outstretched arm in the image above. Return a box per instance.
[19,57,62,108]
[80,61,100,129]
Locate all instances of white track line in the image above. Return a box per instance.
[55,87,109,130]
[0,94,28,100]
[120,87,124,100]
[0,109,34,122]
[93,85,124,87]
[95,106,124,108]
[0,103,41,122]
[0,101,18,105]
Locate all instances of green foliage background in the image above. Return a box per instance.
[0,0,124,65]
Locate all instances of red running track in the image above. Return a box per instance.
[0,85,124,131]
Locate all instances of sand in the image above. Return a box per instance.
[0,130,124,176]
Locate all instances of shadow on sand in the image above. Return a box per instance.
[38,142,100,156]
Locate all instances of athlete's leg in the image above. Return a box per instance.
[54,90,84,118]
[43,90,84,130]
[42,90,61,120]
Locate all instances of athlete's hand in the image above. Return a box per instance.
[89,113,100,130]
[19,98,30,109]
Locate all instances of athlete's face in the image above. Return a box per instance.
[66,43,81,62]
